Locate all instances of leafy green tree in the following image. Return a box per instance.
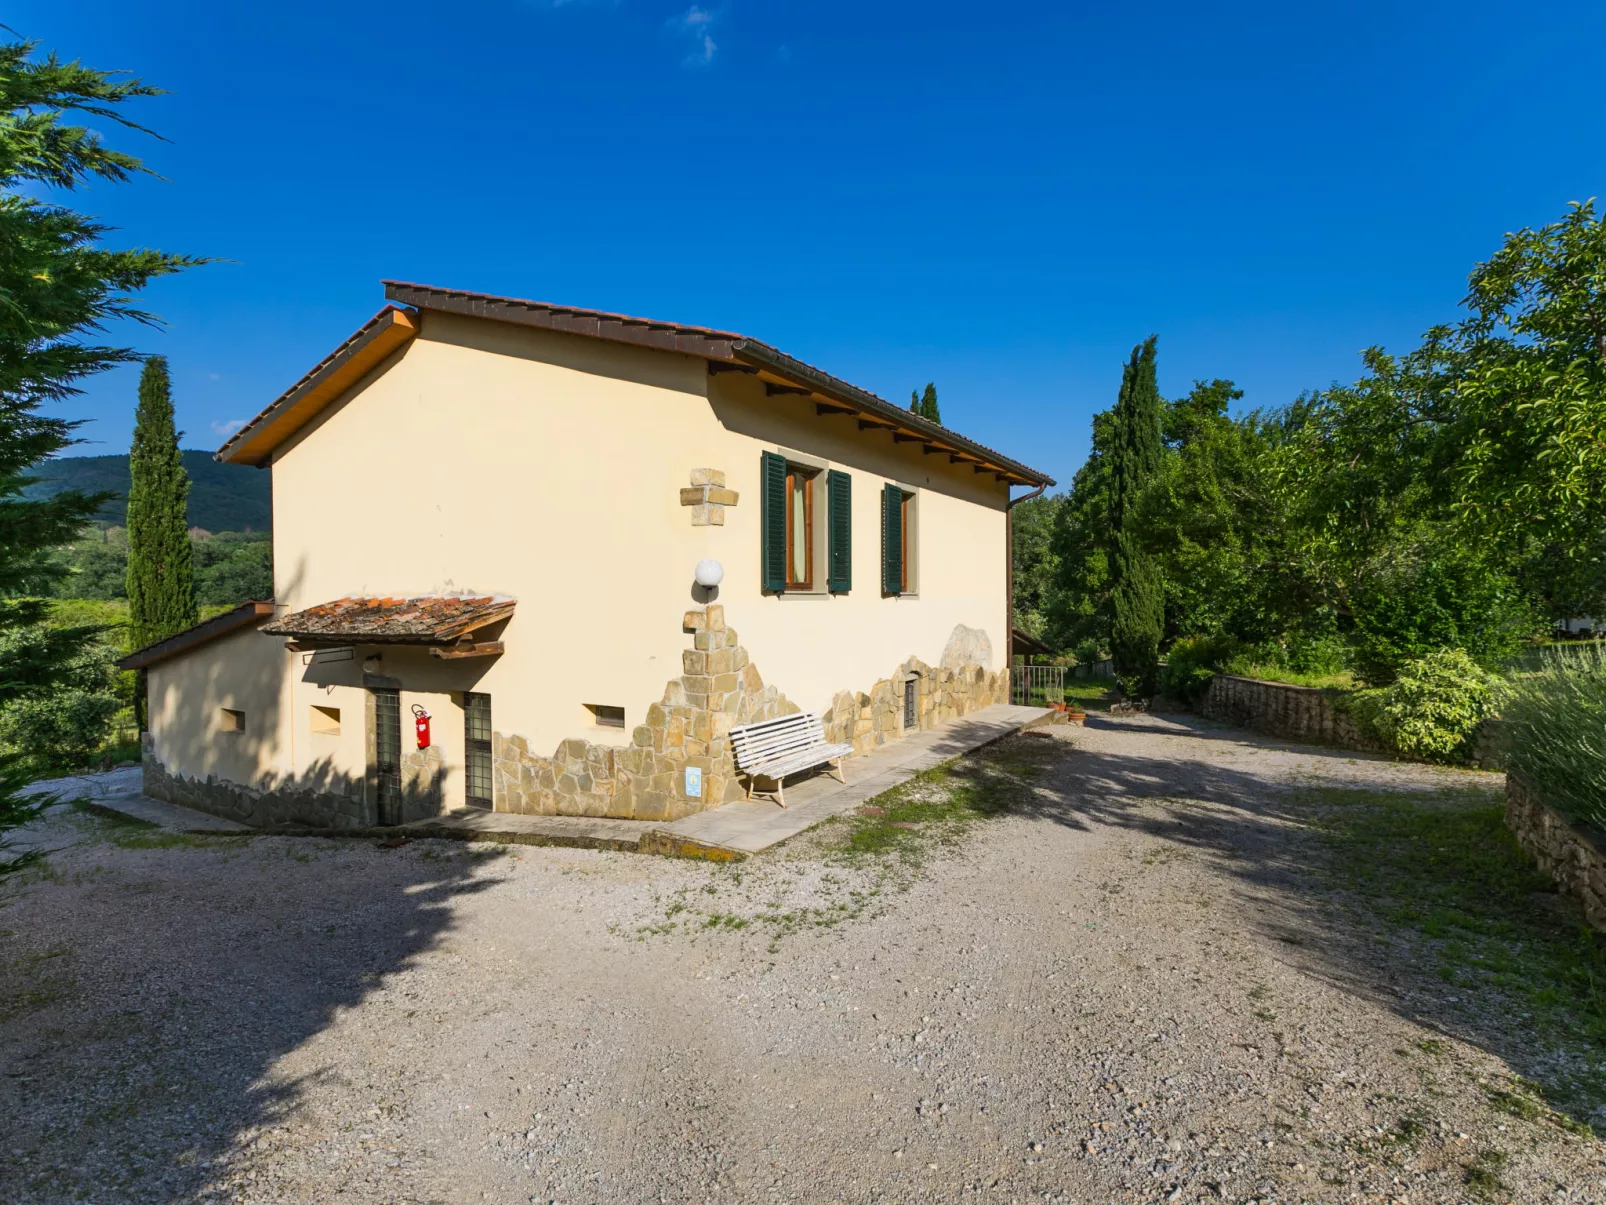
[910,389,920,413]
[194,533,272,607]
[0,39,199,872]
[1450,200,1606,546]
[1010,493,1063,642]
[125,356,196,647]
[1348,542,1537,684]
[1107,338,1165,695]
[48,526,129,599]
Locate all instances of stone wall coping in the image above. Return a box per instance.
[1508,771,1606,859]
[1212,673,1341,696]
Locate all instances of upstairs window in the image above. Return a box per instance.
[785,464,815,590]
[881,484,918,595]
[763,451,851,594]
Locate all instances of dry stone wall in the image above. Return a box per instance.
[493,607,1007,823]
[1506,774,1606,932]
[1202,674,1380,750]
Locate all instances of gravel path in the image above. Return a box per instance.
[1,712,1601,1203]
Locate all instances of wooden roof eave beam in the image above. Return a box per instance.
[429,639,505,660]
[221,307,418,467]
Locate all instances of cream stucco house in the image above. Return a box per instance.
[121,282,1053,829]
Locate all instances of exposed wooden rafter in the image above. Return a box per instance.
[430,640,505,660]
[764,382,811,397]
[707,362,758,375]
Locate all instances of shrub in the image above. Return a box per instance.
[1161,633,1239,703]
[1072,638,1105,667]
[1284,624,1350,677]
[1351,648,1496,762]
[1501,643,1606,830]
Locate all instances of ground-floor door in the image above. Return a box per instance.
[464,691,492,810]
[372,688,402,825]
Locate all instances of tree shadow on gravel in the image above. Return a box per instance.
[0,815,503,1204]
[1016,712,1606,1134]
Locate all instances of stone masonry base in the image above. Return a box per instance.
[491,606,1007,823]
[141,733,374,829]
[142,608,1006,829]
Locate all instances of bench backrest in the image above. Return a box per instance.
[730,712,826,770]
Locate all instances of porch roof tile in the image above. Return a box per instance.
[261,595,516,644]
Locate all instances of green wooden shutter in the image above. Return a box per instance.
[881,482,903,595]
[761,451,788,593]
[827,470,852,594]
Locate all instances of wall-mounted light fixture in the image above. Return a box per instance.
[694,558,725,588]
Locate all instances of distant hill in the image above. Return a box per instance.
[22,451,272,532]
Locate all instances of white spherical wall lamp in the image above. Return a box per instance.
[694,558,725,588]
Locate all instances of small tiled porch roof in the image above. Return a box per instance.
[261,595,516,645]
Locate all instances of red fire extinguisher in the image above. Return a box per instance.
[412,704,431,750]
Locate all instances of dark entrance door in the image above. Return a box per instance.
[464,692,493,810]
[372,688,402,825]
[903,677,917,730]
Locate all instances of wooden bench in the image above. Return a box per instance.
[730,712,852,808]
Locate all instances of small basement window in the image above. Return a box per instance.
[586,704,626,729]
[310,705,341,736]
[219,708,245,733]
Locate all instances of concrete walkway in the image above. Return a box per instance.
[409,702,1051,856]
[54,703,1052,857]
[655,703,1052,853]
[22,765,253,833]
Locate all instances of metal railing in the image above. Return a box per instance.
[1011,664,1066,708]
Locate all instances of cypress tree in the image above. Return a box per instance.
[1107,337,1165,697]
[126,356,197,649]
[920,382,940,425]
[910,389,921,413]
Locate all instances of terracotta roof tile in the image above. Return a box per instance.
[262,595,516,643]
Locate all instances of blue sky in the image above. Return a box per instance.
[21,0,1606,489]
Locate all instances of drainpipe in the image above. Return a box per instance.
[1005,482,1048,690]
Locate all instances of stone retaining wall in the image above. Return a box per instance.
[1506,774,1606,932]
[1201,675,1381,750]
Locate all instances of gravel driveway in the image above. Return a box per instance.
[1,712,1601,1204]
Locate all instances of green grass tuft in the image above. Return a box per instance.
[1306,783,1606,1129]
